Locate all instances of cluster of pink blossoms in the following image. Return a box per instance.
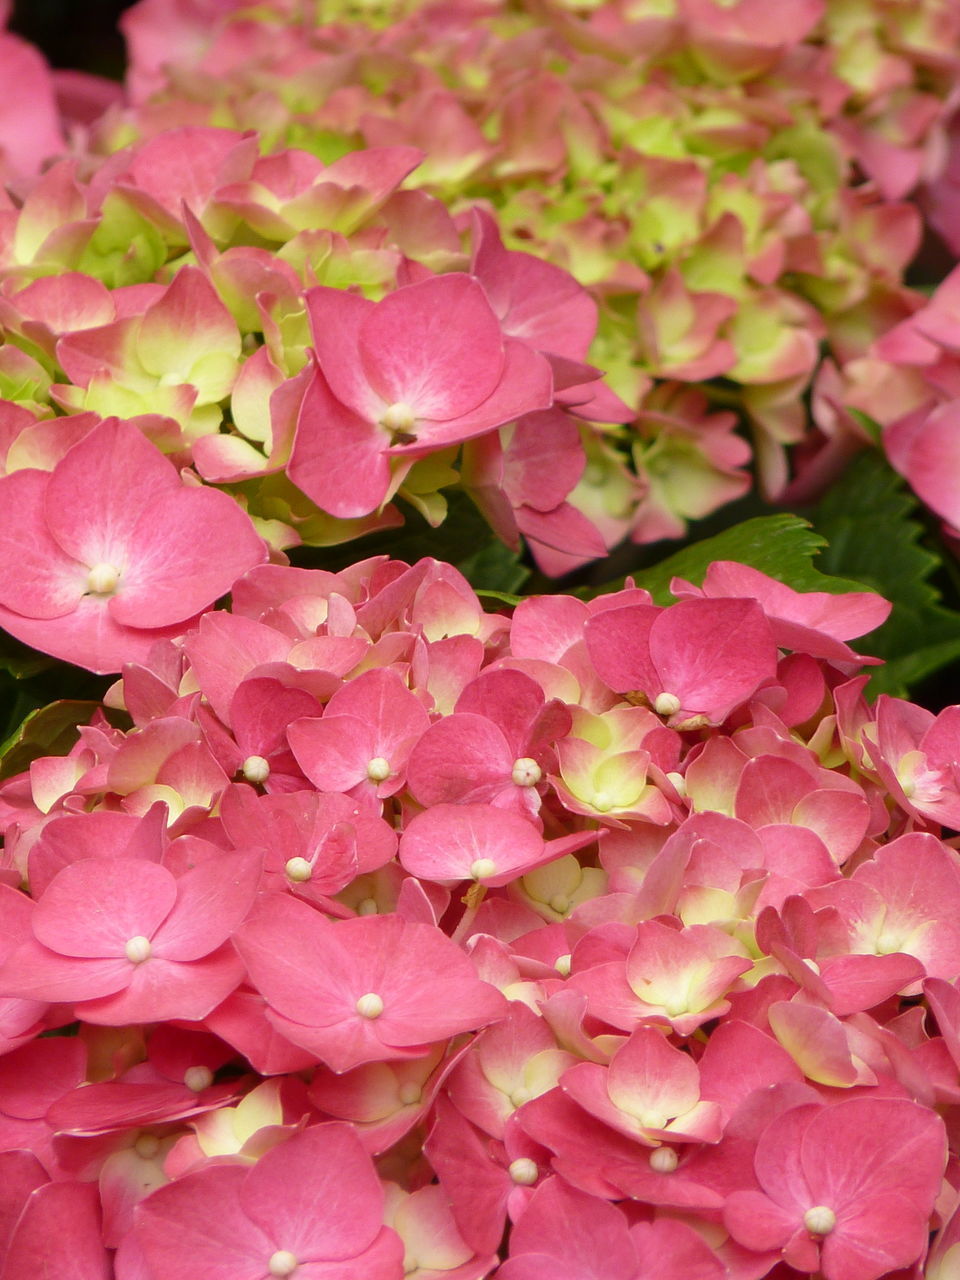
[1,0,960,569]
[1,555,960,1278]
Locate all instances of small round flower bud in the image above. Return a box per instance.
[86,563,122,595]
[554,953,572,977]
[356,992,384,1019]
[470,857,497,880]
[285,856,313,882]
[125,936,152,964]
[380,402,417,434]
[366,756,391,782]
[665,770,686,797]
[184,1066,213,1092]
[242,755,271,784]
[649,1148,678,1173]
[549,894,570,914]
[654,691,681,716]
[804,1206,837,1236]
[134,1133,161,1159]
[508,1158,539,1185]
[268,1251,299,1277]
[398,1082,422,1106]
[511,757,542,787]
[357,898,378,916]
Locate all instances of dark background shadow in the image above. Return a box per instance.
[8,0,135,76]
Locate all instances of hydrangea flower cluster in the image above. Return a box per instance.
[1,555,960,1279]
[0,0,959,571]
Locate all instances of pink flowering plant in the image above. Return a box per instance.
[2,1,960,1277]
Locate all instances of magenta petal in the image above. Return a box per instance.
[360,273,504,421]
[76,944,244,1024]
[288,364,392,518]
[406,714,512,807]
[135,1165,272,1280]
[151,849,262,961]
[584,604,661,694]
[33,858,176,958]
[4,1181,110,1280]
[650,598,778,716]
[0,593,199,675]
[43,418,178,566]
[0,468,86,619]
[241,1124,385,1261]
[400,803,544,883]
[305,285,379,419]
[0,939,130,1003]
[108,485,266,628]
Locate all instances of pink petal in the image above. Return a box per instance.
[399,803,545,884]
[360,274,504,421]
[152,849,262,961]
[0,468,85,619]
[241,1124,386,1261]
[4,1181,109,1280]
[77,944,244,1024]
[33,858,176,958]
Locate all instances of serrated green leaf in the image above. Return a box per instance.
[579,514,873,605]
[457,540,531,596]
[0,699,101,782]
[812,450,960,697]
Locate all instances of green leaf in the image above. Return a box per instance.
[812,450,960,697]
[579,513,872,605]
[457,540,531,596]
[0,699,101,782]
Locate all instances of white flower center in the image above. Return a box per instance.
[86,562,122,596]
[356,992,384,1019]
[134,1133,161,1159]
[508,1158,539,1185]
[357,897,379,916]
[591,791,615,812]
[398,1082,422,1105]
[803,1205,837,1236]
[268,1252,299,1277]
[125,936,152,964]
[654,691,681,716]
[380,402,417,436]
[470,858,497,880]
[511,757,542,787]
[184,1066,213,1092]
[367,756,392,782]
[649,1147,679,1173]
[554,953,572,976]
[285,856,313,883]
[242,755,271,784]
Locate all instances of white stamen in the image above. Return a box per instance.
[649,1147,678,1173]
[654,692,681,716]
[356,992,384,1019]
[367,756,391,782]
[268,1251,299,1277]
[86,562,121,595]
[242,755,271,784]
[508,1157,539,1185]
[470,858,497,880]
[134,1133,161,1159]
[184,1066,213,1092]
[125,935,152,964]
[380,402,417,435]
[803,1205,837,1236]
[285,856,313,882]
[511,757,542,787]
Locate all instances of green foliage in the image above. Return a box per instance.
[579,513,872,605]
[812,450,960,697]
[0,699,102,782]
